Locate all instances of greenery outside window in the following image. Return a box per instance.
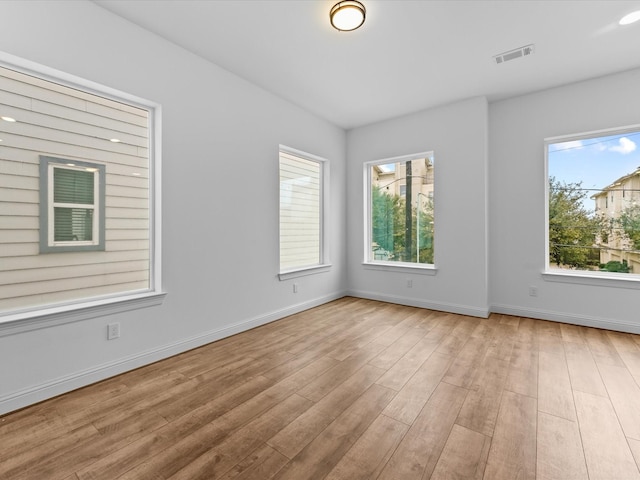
[546,125,640,277]
[40,157,105,253]
[365,152,435,267]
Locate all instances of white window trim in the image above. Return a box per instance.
[363,151,436,271]
[50,164,99,247]
[544,124,640,285]
[0,52,164,334]
[0,292,167,338]
[363,261,438,275]
[278,264,333,281]
[278,145,331,279]
[541,270,640,289]
[40,158,106,253]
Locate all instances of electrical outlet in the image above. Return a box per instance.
[407,279,413,288]
[107,323,120,340]
[293,283,298,293]
[529,286,538,297]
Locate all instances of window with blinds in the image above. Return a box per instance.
[39,157,106,252]
[279,148,325,272]
[53,167,95,242]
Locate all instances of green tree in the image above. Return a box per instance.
[548,177,599,268]
[371,186,435,263]
[371,186,405,258]
[618,203,640,250]
[416,198,434,264]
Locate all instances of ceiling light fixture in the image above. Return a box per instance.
[619,11,640,25]
[330,1,366,32]
[1,116,16,122]
[110,138,121,143]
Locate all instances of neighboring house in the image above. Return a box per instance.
[370,156,435,263]
[0,66,151,312]
[592,167,640,272]
[279,150,322,271]
[372,156,434,207]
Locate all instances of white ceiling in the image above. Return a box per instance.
[94,0,640,129]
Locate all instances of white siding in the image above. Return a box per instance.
[0,65,150,312]
[279,151,321,270]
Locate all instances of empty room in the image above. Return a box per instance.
[2,1,640,479]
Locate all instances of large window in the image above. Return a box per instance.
[279,146,327,274]
[546,125,640,277]
[365,153,435,266]
[0,57,162,321]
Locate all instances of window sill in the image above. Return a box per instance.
[363,262,438,275]
[542,269,640,289]
[0,291,167,337]
[279,264,332,281]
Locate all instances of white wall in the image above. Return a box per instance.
[3,0,640,417]
[490,67,640,333]
[0,0,347,415]
[346,97,489,317]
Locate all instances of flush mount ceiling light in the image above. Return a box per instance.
[330,1,366,32]
[619,10,640,25]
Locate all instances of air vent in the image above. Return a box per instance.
[494,44,535,64]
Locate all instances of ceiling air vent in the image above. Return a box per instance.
[494,44,535,64]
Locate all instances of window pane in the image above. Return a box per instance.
[370,156,434,264]
[0,61,153,315]
[54,168,95,204]
[54,207,94,242]
[548,129,640,274]
[280,151,321,270]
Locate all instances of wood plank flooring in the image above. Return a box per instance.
[3,297,640,479]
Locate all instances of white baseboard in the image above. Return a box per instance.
[0,290,346,416]
[8,291,636,416]
[491,303,640,334]
[346,289,490,318]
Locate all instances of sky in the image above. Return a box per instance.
[548,130,640,211]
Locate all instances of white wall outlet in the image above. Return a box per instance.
[529,286,538,297]
[293,283,298,293]
[407,279,413,288]
[107,323,121,340]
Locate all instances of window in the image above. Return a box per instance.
[365,153,435,266]
[546,125,640,277]
[0,57,162,323]
[279,146,328,275]
[40,157,105,252]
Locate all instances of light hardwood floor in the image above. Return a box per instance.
[3,297,640,479]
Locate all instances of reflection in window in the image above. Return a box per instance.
[367,153,435,265]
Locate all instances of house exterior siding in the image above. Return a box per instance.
[593,168,640,273]
[0,65,150,312]
[279,151,321,270]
